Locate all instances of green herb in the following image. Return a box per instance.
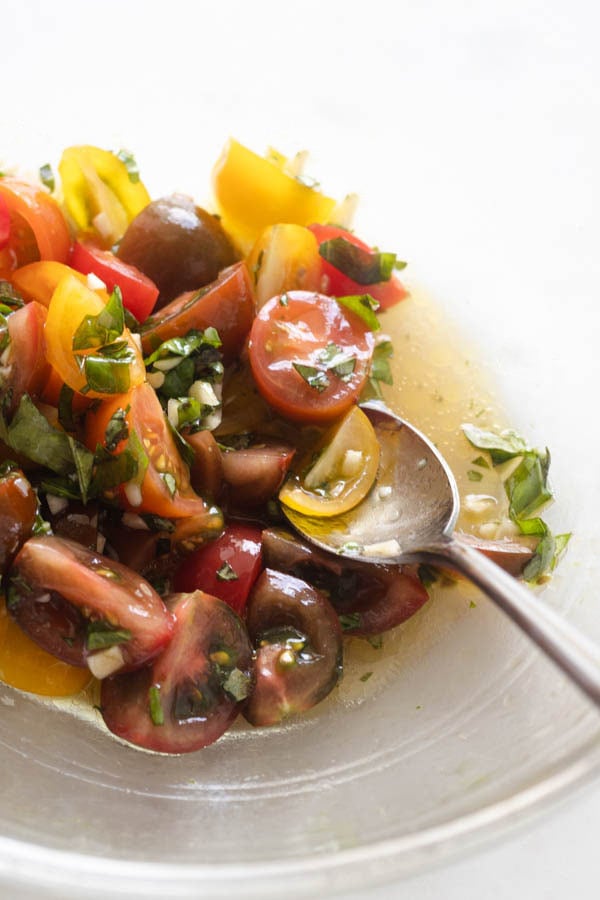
[418,564,439,589]
[505,451,552,520]
[279,292,289,306]
[339,612,361,631]
[82,351,133,394]
[467,469,483,482]
[367,634,383,650]
[104,407,129,452]
[469,599,477,609]
[221,667,251,701]
[360,671,373,683]
[148,685,164,726]
[337,294,381,331]
[161,472,177,498]
[293,363,329,392]
[471,456,490,469]
[0,280,25,312]
[39,163,55,192]
[4,395,77,475]
[73,286,125,351]
[68,436,94,504]
[318,237,403,284]
[115,149,141,184]
[216,561,238,582]
[89,447,137,496]
[252,249,264,287]
[461,424,529,465]
[57,384,76,433]
[86,620,132,651]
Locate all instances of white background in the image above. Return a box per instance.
[2,1,600,897]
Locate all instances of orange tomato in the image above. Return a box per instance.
[0,179,71,276]
[10,260,84,307]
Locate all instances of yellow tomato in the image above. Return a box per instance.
[45,272,145,397]
[247,224,322,308]
[279,405,381,517]
[10,260,85,307]
[212,139,337,252]
[58,146,151,247]
[0,599,90,697]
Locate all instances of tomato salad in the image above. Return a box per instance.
[0,141,556,753]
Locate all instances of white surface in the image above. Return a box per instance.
[2,1,600,897]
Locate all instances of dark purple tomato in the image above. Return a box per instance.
[0,465,38,576]
[117,194,238,307]
[7,535,174,673]
[243,568,343,727]
[101,590,254,753]
[220,441,295,508]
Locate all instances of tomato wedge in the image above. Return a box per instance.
[101,590,254,753]
[0,466,38,576]
[140,262,255,364]
[70,241,159,322]
[0,178,71,275]
[173,524,263,615]
[85,381,224,522]
[248,290,374,423]
[1,301,50,414]
[308,224,407,311]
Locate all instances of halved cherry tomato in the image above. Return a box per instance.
[1,301,50,414]
[0,178,71,276]
[10,260,83,307]
[0,193,10,249]
[0,598,91,697]
[85,381,224,523]
[173,524,263,615]
[7,535,175,675]
[247,290,374,424]
[140,262,255,364]
[0,466,38,576]
[101,589,254,753]
[246,224,321,309]
[70,241,159,322]
[308,224,407,311]
[45,272,145,397]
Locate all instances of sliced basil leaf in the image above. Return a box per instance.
[115,149,140,184]
[86,620,132,651]
[505,453,553,520]
[148,685,164,726]
[461,424,530,464]
[82,354,132,394]
[522,533,556,583]
[319,237,399,284]
[68,436,94,504]
[221,667,251,701]
[168,421,195,469]
[6,396,74,474]
[57,384,76,432]
[0,280,25,311]
[339,612,361,631]
[90,448,138,495]
[72,287,125,351]
[104,407,129,453]
[337,294,381,331]
[467,469,483,482]
[161,472,177,498]
[216,562,238,582]
[39,163,55,192]
[293,363,329,392]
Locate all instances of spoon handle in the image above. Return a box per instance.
[426,536,600,708]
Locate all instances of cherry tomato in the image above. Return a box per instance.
[7,535,174,675]
[246,224,321,309]
[0,178,71,275]
[1,301,50,414]
[85,381,223,523]
[9,260,83,307]
[45,272,145,398]
[140,261,255,364]
[220,441,295,508]
[0,598,91,697]
[101,590,254,753]
[243,568,343,726]
[247,290,374,424]
[70,241,159,322]
[308,224,407,311]
[173,524,263,615]
[0,466,38,576]
[0,193,10,249]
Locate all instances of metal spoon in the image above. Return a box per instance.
[283,401,600,708]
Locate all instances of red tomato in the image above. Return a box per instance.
[85,381,219,520]
[248,290,374,424]
[308,224,407,311]
[70,241,159,322]
[173,524,263,615]
[140,261,255,363]
[0,193,9,249]
[2,302,50,414]
[0,179,71,275]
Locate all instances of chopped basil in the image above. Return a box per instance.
[104,407,129,452]
[361,339,394,401]
[337,294,381,331]
[0,280,25,311]
[39,163,55,192]
[68,437,94,504]
[279,292,289,306]
[360,671,373,683]
[86,620,132,651]
[467,469,483,482]
[82,352,133,394]
[318,237,402,284]
[148,685,164,726]
[461,424,529,465]
[293,363,329,392]
[339,612,361,631]
[57,384,76,433]
[115,149,140,184]
[161,472,177,498]
[216,561,238,582]
[5,395,77,475]
[221,667,251,701]
[141,514,175,533]
[89,447,138,496]
[471,455,490,469]
[73,287,125,351]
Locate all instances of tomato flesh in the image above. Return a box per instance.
[248,290,374,424]
[70,241,159,322]
[0,179,71,275]
[173,524,263,615]
[101,590,254,753]
[0,194,10,249]
[2,302,50,414]
[0,467,38,576]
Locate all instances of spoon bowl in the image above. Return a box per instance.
[283,401,600,708]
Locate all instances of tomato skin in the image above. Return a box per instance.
[308,224,407,311]
[101,590,254,753]
[7,535,175,672]
[173,524,263,615]
[0,467,38,576]
[1,302,50,414]
[9,260,83,307]
[85,381,223,523]
[140,262,255,364]
[248,290,374,424]
[0,179,71,274]
[0,193,10,249]
[70,241,159,322]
